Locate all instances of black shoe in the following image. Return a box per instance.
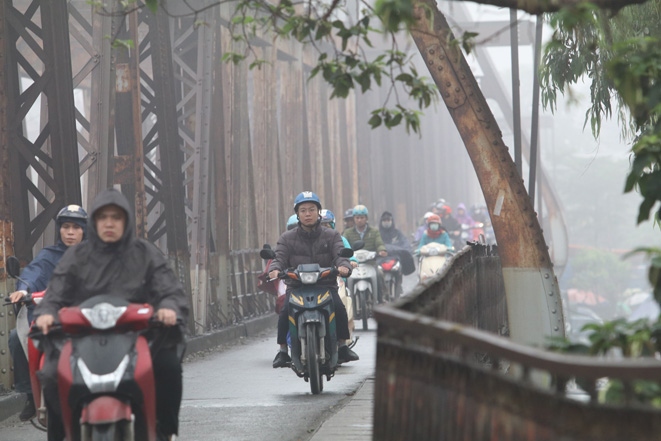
[19,394,36,421]
[272,351,291,368]
[338,346,359,364]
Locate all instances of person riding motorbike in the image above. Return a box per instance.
[342,208,355,233]
[343,204,388,302]
[270,192,359,369]
[34,189,189,441]
[414,211,434,243]
[438,204,462,249]
[379,211,410,249]
[7,205,87,422]
[416,214,454,253]
[320,209,358,336]
[321,209,358,268]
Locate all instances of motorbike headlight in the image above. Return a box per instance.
[393,261,401,271]
[427,248,439,256]
[299,272,320,284]
[81,303,127,330]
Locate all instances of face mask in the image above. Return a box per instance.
[381,221,392,228]
[429,224,440,231]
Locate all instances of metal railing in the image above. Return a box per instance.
[205,249,274,331]
[374,243,661,441]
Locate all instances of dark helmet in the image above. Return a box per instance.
[56,204,88,227]
[56,204,88,240]
[343,208,354,220]
[293,191,321,212]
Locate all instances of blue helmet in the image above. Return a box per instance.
[353,204,368,217]
[287,214,299,230]
[293,191,321,212]
[320,209,335,229]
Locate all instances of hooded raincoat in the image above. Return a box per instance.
[35,189,189,322]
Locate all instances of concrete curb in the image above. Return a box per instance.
[0,313,277,424]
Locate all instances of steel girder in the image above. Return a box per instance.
[170,10,215,330]
[0,0,82,261]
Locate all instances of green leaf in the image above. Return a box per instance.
[145,0,158,14]
[368,113,382,129]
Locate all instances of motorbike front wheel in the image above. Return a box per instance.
[306,325,323,394]
[83,422,125,441]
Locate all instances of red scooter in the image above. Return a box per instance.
[29,295,159,441]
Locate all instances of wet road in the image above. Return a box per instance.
[0,273,418,440]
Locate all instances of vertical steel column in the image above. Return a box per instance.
[67,1,117,206]
[2,0,81,260]
[141,8,193,331]
[170,10,215,332]
[0,0,16,390]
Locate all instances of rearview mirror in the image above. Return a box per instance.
[351,240,365,251]
[339,248,354,258]
[260,247,276,260]
[5,256,20,278]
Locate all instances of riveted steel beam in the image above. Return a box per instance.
[1,0,81,262]
[410,0,564,345]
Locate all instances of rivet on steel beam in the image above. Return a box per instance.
[454,87,460,92]
[444,93,450,98]
[0,349,5,355]
[429,60,434,65]
[554,326,559,331]
[429,49,435,55]
[0,331,4,336]
[1,369,5,374]
[438,66,443,71]
[552,309,556,314]
[445,82,451,87]
[544,273,550,279]
[454,99,459,104]
[548,291,554,296]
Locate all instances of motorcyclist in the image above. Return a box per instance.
[321,209,358,267]
[320,209,357,337]
[378,211,413,298]
[416,214,454,253]
[7,205,87,422]
[378,211,410,249]
[414,211,434,243]
[342,208,354,233]
[455,203,475,226]
[270,192,358,368]
[34,189,189,441]
[343,204,388,302]
[438,204,462,248]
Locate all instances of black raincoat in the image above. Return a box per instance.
[35,189,189,322]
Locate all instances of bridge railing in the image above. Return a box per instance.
[374,243,661,441]
[205,249,274,331]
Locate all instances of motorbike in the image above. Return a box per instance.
[377,255,401,302]
[28,294,164,441]
[348,249,378,331]
[4,256,47,430]
[417,242,451,282]
[260,246,354,395]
